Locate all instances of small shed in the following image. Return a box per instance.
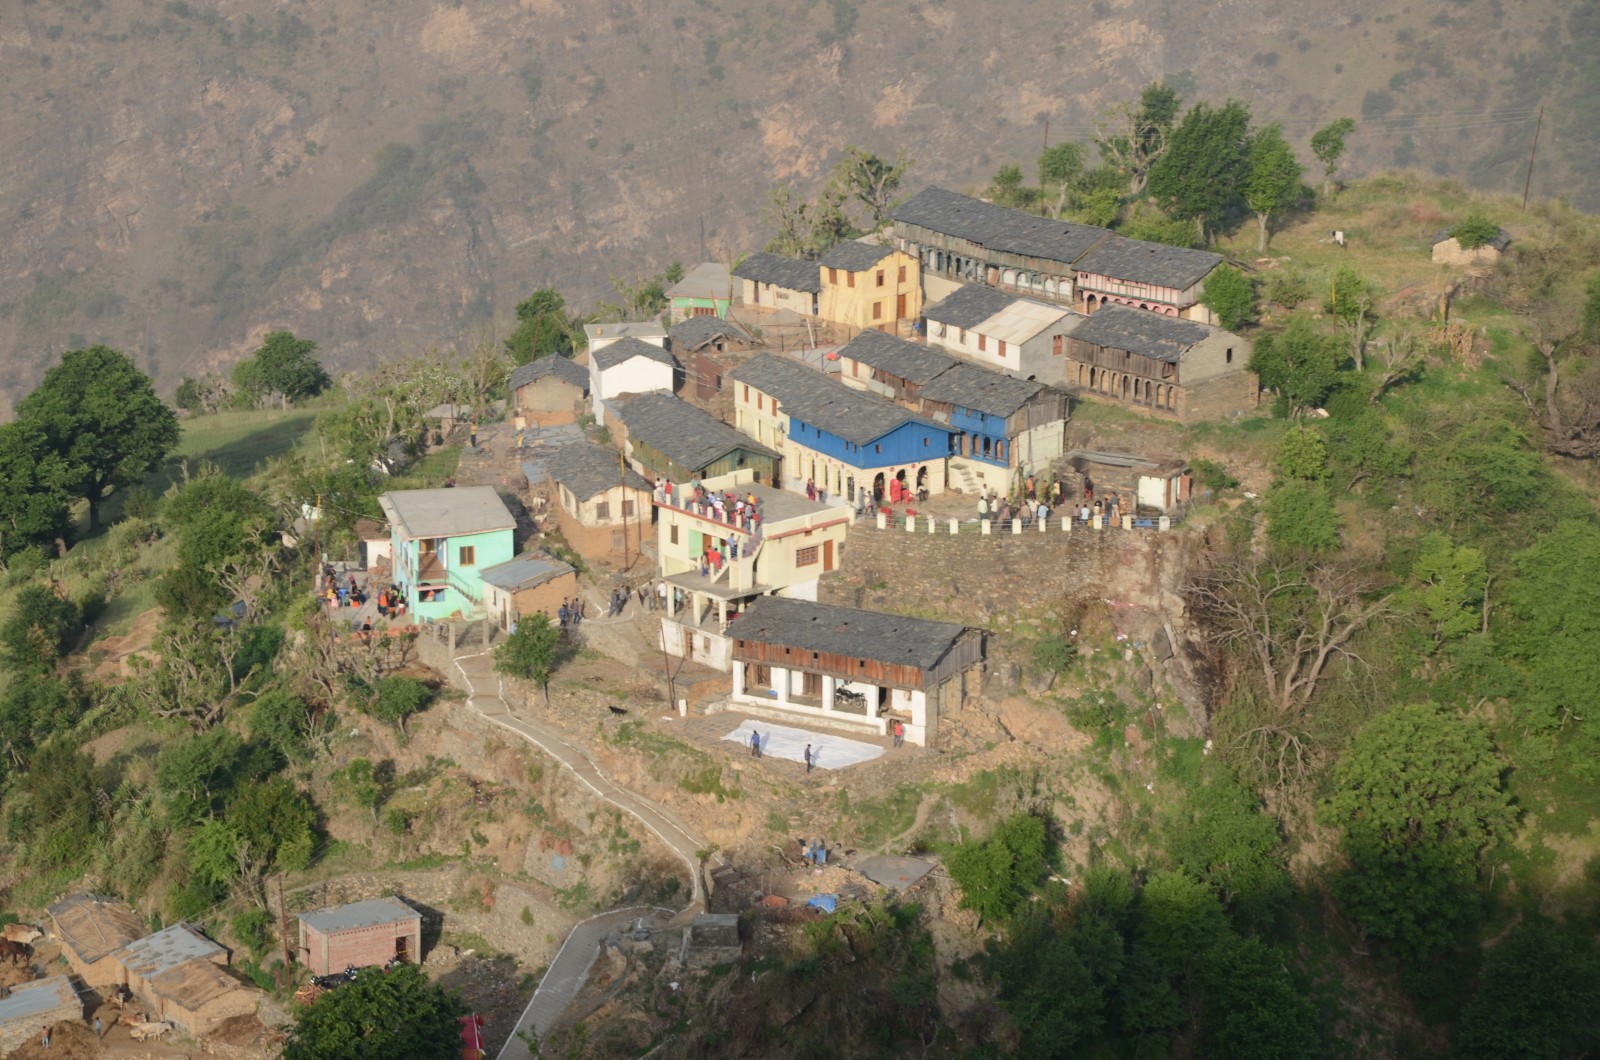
[683,913,742,969]
[296,897,423,976]
[1431,227,1512,266]
[355,518,392,574]
[480,553,579,631]
[114,924,259,1038]
[0,977,81,1053]
[1064,449,1190,513]
[47,893,145,988]
[509,356,590,427]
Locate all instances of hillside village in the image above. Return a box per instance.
[2,152,1600,1060]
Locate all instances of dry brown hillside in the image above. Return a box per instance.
[1,0,1596,413]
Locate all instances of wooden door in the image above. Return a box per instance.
[823,540,834,571]
[896,292,907,319]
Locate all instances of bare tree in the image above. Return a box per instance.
[1495,240,1600,458]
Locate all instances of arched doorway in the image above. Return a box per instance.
[916,466,929,496]
[846,475,855,501]
[873,472,886,505]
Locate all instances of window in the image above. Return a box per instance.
[898,264,907,283]
[757,394,764,410]
[978,334,987,352]
[458,545,476,567]
[923,437,929,446]
[828,267,838,284]
[874,443,882,454]
[872,301,883,321]
[796,545,819,566]
[622,500,635,517]
[1053,334,1065,355]
[876,269,885,287]
[998,340,1007,358]
[958,328,965,343]
[1226,347,1234,364]
[743,384,749,401]
[847,272,856,288]
[670,524,679,544]
[595,502,611,520]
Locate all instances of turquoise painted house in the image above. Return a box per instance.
[378,486,517,621]
[665,262,733,323]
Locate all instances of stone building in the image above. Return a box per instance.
[296,897,424,977]
[1063,305,1256,422]
[114,924,261,1038]
[732,252,821,317]
[923,284,1084,386]
[534,440,653,565]
[48,893,145,989]
[509,356,590,428]
[916,363,1069,496]
[834,329,957,407]
[613,391,781,485]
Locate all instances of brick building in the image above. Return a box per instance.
[296,897,423,976]
[48,893,145,989]
[114,924,260,1038]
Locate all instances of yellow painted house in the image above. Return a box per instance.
[817,239,922,335]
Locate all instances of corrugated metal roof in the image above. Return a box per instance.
[730,596,969,673]
[819,240,896,272]
[1074,234,1222,291]
[917,363,1046,418]
[729,354,946,446]
[0,976,78,1023]
[296,897,421,934]
[378,486,516,540]
[837,331,957,384]
[479,553,576,592]
[733,252,822,293]
[115,924,224,978]
[591,336,678,372]
[508,356,589,393]
[974,299,1081,345]
[616,392,778,472]
[1069,305,1215,364]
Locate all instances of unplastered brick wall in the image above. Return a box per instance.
[317,921,420,972]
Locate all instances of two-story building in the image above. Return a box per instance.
[816,240,922,335]
[730,353,955,505]
[834,329,957,406]
[670,316,757,406]
[732,252,821,316]
[378,486,518,621]
[727,596,985,748]
[509,355,589,427]
[1073,235,1224,321]
[1064,305,1256,422]
[665,262,734,323]
[584,322,675,420]
[613,391,782,486]
[532,440,653,564]
[916,363,1069,496]
[923,284,1084,386]
[656,471,850,670]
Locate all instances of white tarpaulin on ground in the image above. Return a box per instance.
[721,719,884,770]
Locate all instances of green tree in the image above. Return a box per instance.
[1120,210,1206,250]
[1077,186,1122,228]
[1504,521,1600,742]
[1037,142,1086,218]
[988,164,1032,208]
[1147,99,1253,243]
[364,675,433,734]
[250,687,316,763]
[0,585,83,672]
[1406,531,1487,644]
[157,728,246,825]
[20,741,105,867]
[946,812,1051,924]
[1165,774,1288,930]
[0,422,74,560]
[17,345,180,531]
[1200,265,1257,330]
[763,181,854,260]
[249,331,330,408]
[494,613,564,700]
[835,146,912,229]
[1453,919,1600,1059]
[1264,479,1340,553]
[1276,424,1329,481]
[504,288,577,364]
[1325,704,1513,957]
[282,964,466,1060]
[1449,213,1502,250]
[1096,81,1184,194]
[1248,317,1344,413]
[0,671,86,775]
[1243,125,1304,252]
[1309,116,1356,198]
[1197,933,1318,1060]
[1581,271,1600,349]
[1324,266,1380,370]
[1137,871,1228,972]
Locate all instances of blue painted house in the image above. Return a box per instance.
[730,353,956,505]
[915,363,1070,496]
[378,486,518,621]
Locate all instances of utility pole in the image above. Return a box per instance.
[1522,105,1545,210]
[277,874,294,989]
[619,448,631,571]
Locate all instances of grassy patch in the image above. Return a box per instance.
[849,785,927,849]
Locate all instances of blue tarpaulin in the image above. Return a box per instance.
[806,894,838,914]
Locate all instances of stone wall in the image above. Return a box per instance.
[1177,370,1259,423]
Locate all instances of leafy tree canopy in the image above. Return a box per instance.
[1309,117,1357,192]
[1276,424,1329,481]
[282,963,466,1060]
[0,421,75,557]
[1147,99,1254,242]
[1450,213,1503,250]
[1200,265,1257,330]
[1453,918,1600,1059]
[1264,479,1341,553]
[494,613,565,696]
[0,585,84,673]
[505,287,578,364]
[946,812,1052,923]
[1243,124,1304,252]
[1248,316,1345,413]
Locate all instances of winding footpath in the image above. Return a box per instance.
[449,650,707,1059]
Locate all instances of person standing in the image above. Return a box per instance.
[892,719,904,748]
[750,730,762,758]
[804,744,814,773]
[41,1026,49,1048]
[95,1016,103,1039]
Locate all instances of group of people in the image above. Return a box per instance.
[974,478,1124,528]
[319,564,407,616]
[800,837,830,866]
[662,478,766,536]
[557,596,586,629]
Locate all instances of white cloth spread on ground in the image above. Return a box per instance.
[721,720,884,770]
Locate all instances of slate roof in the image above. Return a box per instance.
[479,553,577,592]
[115,924,225,979]
[922,284,1016,328]
[891,187,1109,265]
[730,596,970,673]
[730,354,944,446]
[917,363,1047,418]
[47,893,145,965]
[733,252,822,293]
[297,897,420,935]
[1074,234,1223,291]
[541,440,650,500]
[379,486,516,539]
[671,315,752,353]
[1069,305,1214,363]
[838,330,957,384]
[591,335,678,372]
[508,355,589,394]
[819,240,897,272]
[615,392,778,472]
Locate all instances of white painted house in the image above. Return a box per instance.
[584,322,676,420]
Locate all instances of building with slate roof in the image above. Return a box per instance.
[297,897,423,977]
[916,363,1070,494]
[728,596,985,747]
[588,335,680,420]
[1064,306,1256,422]
[730,353,955,505]
[733,252,822,317]
[113,923,261,1038]
[480,553,579,630]
[48,893,146,988]
[666,262,734,322]
[0,977,80,1053]
[892,187,1224,320]
[816,238,922,336]
[378,487,517,621]
[671,315,759,405]
[835,330,957,405]
[533,440,654,566]
[613,392,781,485]
[923,285,1084,385]
[509,355,590,427]
[654,470,850,671]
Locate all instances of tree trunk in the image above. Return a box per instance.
[1542,346,1563,435]
[1256,212,1269,253]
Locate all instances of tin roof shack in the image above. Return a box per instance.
[1064,306,1255,423]
[480,553,579,631]
[297,897,423,977]
[729,596,985,747]
[666,262,734,323]
[535,440,653,566]
[683,914,742,970]
[379,487,517,622]
[918,365,1069,496]
[656,471,849,671]
[924,285,1084,386]
[509,356,590,428]
[0,976,81,1053]
[733,252,821,317]
[48,893,145,988]
[614,392,781,486]
[1064,449,1191,514]
[113,924,261,1038]
[835,330,957,407]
